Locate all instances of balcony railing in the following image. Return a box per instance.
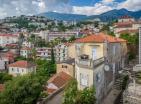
[76,57,105,69]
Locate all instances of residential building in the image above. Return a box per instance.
[114,16,141,37]
[20,47,32,58]
[22,41,33,48]
[0,34,19,46]
[36,47,55,60]
[39,31,79,42]
[57,58,75,77]
[55,43,69,62]
[46,72,72,94]
[8,60,36,76]
[75,32,127,104]
[0,51,14,72]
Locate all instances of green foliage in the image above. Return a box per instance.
[122,75,129,90]
[68,35,76,42]
[51,48,55,64]
[0,75,42,104]
[75,87,96,104]
[15,56,26,61]
[0,73,12,84]
[120,33,139,44]
[63,79,78,104]
[63,79,96,104]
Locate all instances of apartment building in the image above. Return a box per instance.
[0,34,19,46]
[39,31,79,42]
[36,47,55,60]
[20,47,32,58]
[75,32,127,104]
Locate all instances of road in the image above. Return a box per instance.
[47,91,64,104]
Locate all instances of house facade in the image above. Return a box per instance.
[8,60,36,76]
[75,32,127,104]
[0,34,19,46]
[57,58,75,77]
[20,47,32,58]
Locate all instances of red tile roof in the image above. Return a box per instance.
[8,60,35,68]
[75,32,126,43]
[0,84,5,92]
[48,72,72,88]
[118,29,139,34]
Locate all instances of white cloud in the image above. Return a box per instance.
[117,0,141,11]
[0,0,140,18]
[73,5,113,15]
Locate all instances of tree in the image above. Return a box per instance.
[63,79,78,104]
[51,48,55,64]
[63,79,96,104]
[0,73,12,84]
[75,87,96,104]
[0,75,42,104]
[68,35,76,42]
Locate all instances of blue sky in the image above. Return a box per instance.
[0,0,140,18]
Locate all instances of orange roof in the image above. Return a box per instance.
[0,84,5,92]
[75,32,126,43]
[8,60,35,68]
[48,72,72,88]
[21,47,32,50]
[118,29,139,34]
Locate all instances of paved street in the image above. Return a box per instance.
[47,91,64,104]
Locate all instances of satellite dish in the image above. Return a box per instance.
[104,65,110,71]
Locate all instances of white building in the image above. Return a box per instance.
[55,43,71,62]
[36,47,55,60]
[0,34,19,46]
[22,41,33,48]
[8,60,36,76]
[38,31,79,42]
[20,47,32,58]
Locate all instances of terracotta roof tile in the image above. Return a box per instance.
[8,60,35,68]
[48,72,72,88]
[75,32,126,43]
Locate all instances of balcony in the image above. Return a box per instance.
[76,54,105,69]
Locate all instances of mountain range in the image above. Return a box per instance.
[38,8,141,22]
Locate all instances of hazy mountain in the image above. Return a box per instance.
[38,9,141,22]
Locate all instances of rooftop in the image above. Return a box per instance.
[8,60,35,68]
[75,32,126,43]
[57,58,75,65]
[48,72,72,88]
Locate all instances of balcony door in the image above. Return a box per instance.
[92,48,97,60]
